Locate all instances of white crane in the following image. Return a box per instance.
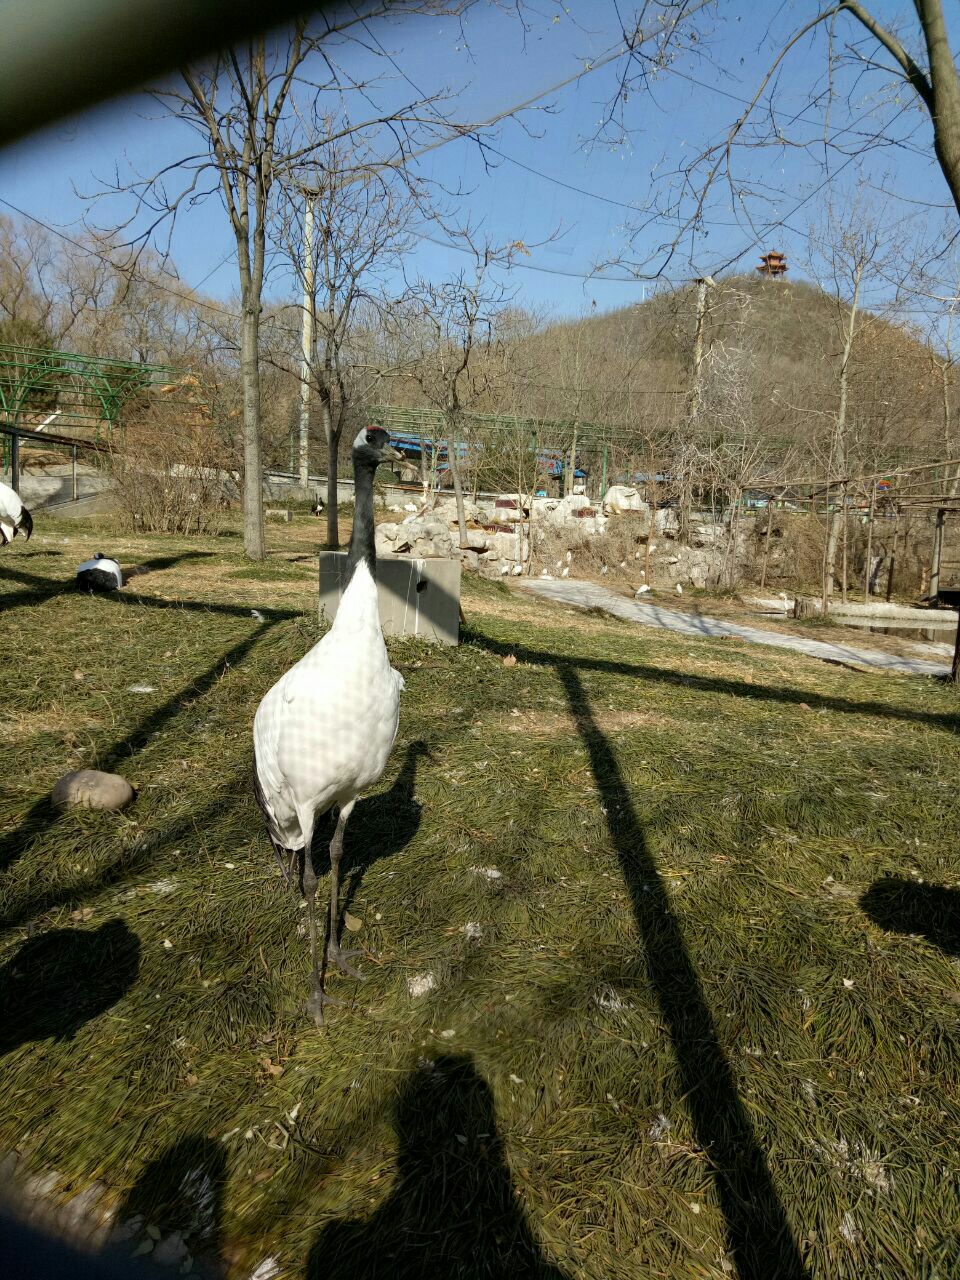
[253,427,404,1022]
[0,480,33,545]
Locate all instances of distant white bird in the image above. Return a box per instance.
[565,550,572,565]
[0,481,32,545]
[676,583,683,595]
[511,564,523,576]
[253,427,404,1022]
[636,584,652,596]
[600,565,608,575]
[561,567,569,578]
[76,552,123,592]
[312,497,325,517]
[499,563,510,575]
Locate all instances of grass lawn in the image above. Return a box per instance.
[2,516,960,1279]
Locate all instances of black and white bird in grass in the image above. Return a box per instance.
[253,426,404,1023]
[0,480,33,545]
[76,552,123,592]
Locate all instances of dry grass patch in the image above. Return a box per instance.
[1,524,960,1279]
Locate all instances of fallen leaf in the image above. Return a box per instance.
[503,655,517,668]
[798,702,812,711]
[70,907,94,922]
[842,977,855,989]
[343,911,362,932]
[73,669,85,682]
[184,1073,199,1087]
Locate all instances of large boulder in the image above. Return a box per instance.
[603,485,647,515]
[52,770,135,811]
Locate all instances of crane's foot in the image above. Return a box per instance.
[327,943,365,980]
[304,984,343,1026]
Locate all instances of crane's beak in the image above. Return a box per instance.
[383,442,403,463]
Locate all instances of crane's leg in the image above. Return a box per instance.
[301,811,341,1024]
[326,799,364,980]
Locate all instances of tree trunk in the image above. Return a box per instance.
[840,483,849,604]
[325,409,342,548]
[863,482,876,600]
[930,506,946,600]
[445,415,468,549]
[886,509,901,601]
[241,303,265,560]
[823,507,842,610]
[567,423,578,497]
[916,0,960,218]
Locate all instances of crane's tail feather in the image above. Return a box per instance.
[251,754,303,881]
[19,506,32,540]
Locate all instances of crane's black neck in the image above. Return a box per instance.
[344,455,377,586]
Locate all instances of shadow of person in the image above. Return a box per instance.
[115,1133,227,1265]
[305,1054,568,1280]
[861,878,960,956]
[0,918,140,1057]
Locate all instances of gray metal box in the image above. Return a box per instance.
[319,551,461,646]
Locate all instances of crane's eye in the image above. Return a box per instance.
[365,432,378,445]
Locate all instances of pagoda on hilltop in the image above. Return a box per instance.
[757,250,788,279]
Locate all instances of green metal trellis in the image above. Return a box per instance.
[0,343,178,475]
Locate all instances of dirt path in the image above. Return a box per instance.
[519,578,951,677]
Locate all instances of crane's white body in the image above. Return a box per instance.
[253,558,404,854]
[0,481,31,545]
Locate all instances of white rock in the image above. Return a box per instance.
[462,922,483,942]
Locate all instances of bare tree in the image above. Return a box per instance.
[807,202,890,605]
[277,139,417,546]
[398,233,520,546]
[95,6,474,558]
[600,2,960,288]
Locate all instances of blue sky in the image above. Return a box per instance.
[0,1,955,321]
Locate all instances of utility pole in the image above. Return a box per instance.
[297,187,317,492]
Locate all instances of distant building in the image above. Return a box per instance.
[757,251,788,279]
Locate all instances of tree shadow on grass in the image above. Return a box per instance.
[861,878,960,956]
[0,918,140,1057]
[0,616,282,880]
[305,1054,568,1280]
[115,1133,227,1266]
[466,629,960,736]
[556,664,807,1279]
[0,552,217,610]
